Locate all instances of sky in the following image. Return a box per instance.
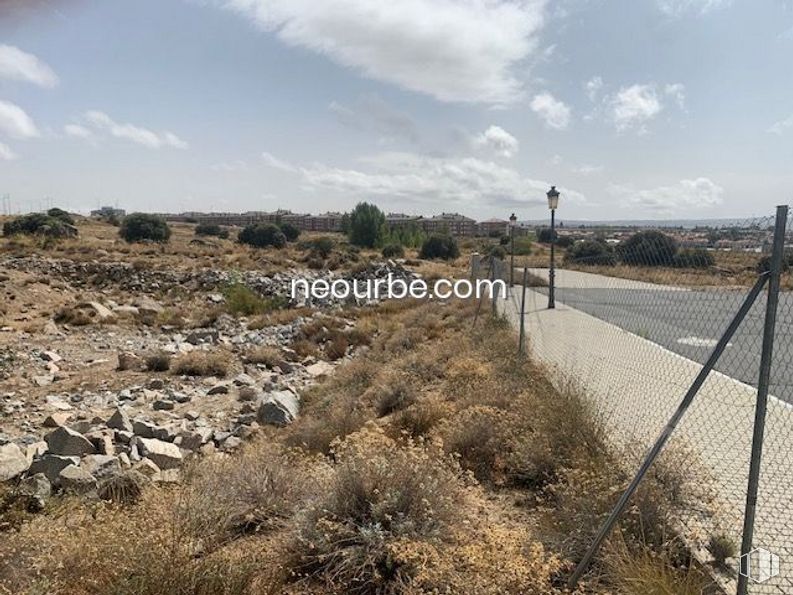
[1,0,792,221]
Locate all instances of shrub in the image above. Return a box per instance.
[237,223,286,249]
[278,222,300,242]
[511,236,533,256]
[756,252,793,273]
[309,236,335,259]
[97,471,147,505]
[53,306,93,326]
[420,234,459,260]
[536,227,556,243]
[347,202,385,248]
[223,283,285,316]
[393,398,452,437]
[565,239,617,266]
[243,346,281,368]
[375,375,417,417]
[119,213,171,243]
[381,243,405,258]
[324,334,349,361]
[145,352,171,372]
[173,351,230,377]
[46,207,75,225]
[195,223,229,239]
[288,428,468,591]
[706,532,737,568]
[486,244,507,260]
[617,230,678,267]
[439,406,514,483]
[3,212,77,239]
[673,248,715,269]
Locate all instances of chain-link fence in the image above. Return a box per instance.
[472,206,793,594]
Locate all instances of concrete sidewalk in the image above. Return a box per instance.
[498,282,793,594]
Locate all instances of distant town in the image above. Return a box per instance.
[87,207,781,254]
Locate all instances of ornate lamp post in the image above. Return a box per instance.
[547,186,560,309]
[509,213,517,287]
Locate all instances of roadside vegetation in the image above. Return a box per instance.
[0,297,716,594]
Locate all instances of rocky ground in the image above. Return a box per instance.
[0,248,418,504]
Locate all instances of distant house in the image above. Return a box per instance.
[422,212,477,236]
[478,218,509,237]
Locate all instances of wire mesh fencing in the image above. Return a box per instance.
[472,208,793,594]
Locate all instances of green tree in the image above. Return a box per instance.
[617,230,678,267]
[565,239,617,266]
[278,222,301,242]
[420,234,459,260]
[238,223,286,249]
[119,213,171,243]
[348,202,385,248]
[195,223,229,239]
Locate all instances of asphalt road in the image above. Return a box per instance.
[535,285,793,405]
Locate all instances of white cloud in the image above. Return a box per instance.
[0,45,58,88]
[296,150,585,208]
[221,0,548,104]
[573,164,603,175]
[329,94,419,144]
[0,142,17,160]
[664,83,686,109]
[584,76,603,102]
[610,84,662,132]
[657,0,730,17]
[473,125,519,158]
[0,100,39,138]
[612,177,724,214]
[261,151,297,172]
[80,111,188,149]
[768,115,793,135]
[530,92,571,130]
[64,123,93,139]
[212,160,249,172]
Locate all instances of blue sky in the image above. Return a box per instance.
[1,0,792,221]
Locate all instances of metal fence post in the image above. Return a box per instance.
[518,267,528,355]
[737,204,789,595]
[567,271,770,589]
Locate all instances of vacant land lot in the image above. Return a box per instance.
[0,219,721,594]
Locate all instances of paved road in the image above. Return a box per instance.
[523,269,793,405]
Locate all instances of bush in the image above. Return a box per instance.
[555,235,575,248]
[376,375,417,417]
[46,207,75,225]
[145,352,171,372]
[565,239,617,266]
[172,351,230,377]
[536,227,556,243]
[617,230,678,267]
[756,252,793,273]
[420,234,459,260]
[288,428,467,591]
[486,244,507,260]
[309,236,335,259]
[278,222,301,242]
[381,243,405,258]
[511,236,533,256]
[3,212,78,239]
[347,202,385,248]
[673,248,714,269]
[195,223,229,239]
[119,213,171,243]
[238,223,286,249]
[224,283,285,317]
[706,533,737,568]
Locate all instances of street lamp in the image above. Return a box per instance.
[509,213,517,287]
[547,186,560,309]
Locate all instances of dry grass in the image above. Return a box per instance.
[145,351,171,372]
[172,350,231,378]
[0,295,715,594]
[242,345,282,368]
